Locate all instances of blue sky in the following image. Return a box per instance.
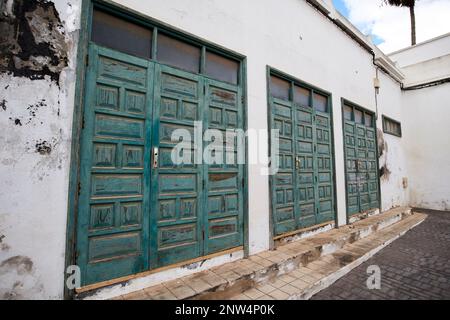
[331,0,450,52]
[332,0,384,46]
[333,0,349,17]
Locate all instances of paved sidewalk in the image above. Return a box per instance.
[312,209,450,300]
[114,206,418,300]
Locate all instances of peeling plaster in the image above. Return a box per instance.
[378,128,391,181]
[35,139,53,155]
[0,0,69,83]
[0,255,45,299]
[0,99,6,111]
[0,0,81,299]
[0,255,33,275]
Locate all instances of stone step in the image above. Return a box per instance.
[232,212,427,300]
[118,206,419,300]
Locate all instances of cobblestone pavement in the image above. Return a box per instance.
[312,209,450,300]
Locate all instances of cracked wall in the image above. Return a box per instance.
[0,0,81,299]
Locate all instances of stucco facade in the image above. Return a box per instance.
[0,0,448,299]
[388,34,450,211]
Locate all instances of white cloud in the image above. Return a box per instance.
[343,0,450,53]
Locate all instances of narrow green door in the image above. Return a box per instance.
[343,102,379,216]
[149,66,245,267]
[150,64,204,268]
[269,73,335,237]
[204,78,244,254]
[271,97,297,235]
[76,45,153,284]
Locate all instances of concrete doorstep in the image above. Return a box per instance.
[115,207,426,300]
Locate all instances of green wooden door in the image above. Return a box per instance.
[150,64,203,268]
[313,108,335,224]
[76,44,153,284]
[149,66,245,267]
[204,78,244,254]
[343,104,379,216]
[271,97,297,235]
[76,44,245,285]
[269,75,335,237]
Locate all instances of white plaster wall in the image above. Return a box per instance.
[389,33,450,68]
[0,0,413,299]
[376,71,409,211]
[389,34,450,86]
[402,83,450,210]
[0,0,82,299]
[390,40,450,211]
[399,54,450,86]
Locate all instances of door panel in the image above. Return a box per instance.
[271,98,297,235]
[150,64,203,268]
[357,124,370,212]
[366,127,379,209]
[77,45,153,285]
[344,121,360,215]
[204,79,244,254]
[295,105,315,228]
[314,111,334,224]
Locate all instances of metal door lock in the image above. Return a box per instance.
[153,147,159,168]
[295,156,301,170]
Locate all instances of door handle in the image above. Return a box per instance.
[295,156,301,170]
[152,147,159,168]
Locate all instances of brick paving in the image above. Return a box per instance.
[312,209,450,300]
[234,212,425,300]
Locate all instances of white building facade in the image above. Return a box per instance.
[0,0,449,299]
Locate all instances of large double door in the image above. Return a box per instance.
[342,103,379,216]
[269,74,335,237]
[76,44,244,285]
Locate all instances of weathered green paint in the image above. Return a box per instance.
[77,45,245,284]
[204,77,245,255]
[268,69,336,237]
[342,100,380,216]
[65,0,92,299]
[76,45,152,284]
[69,0,248,288]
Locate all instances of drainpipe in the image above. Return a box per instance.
[373,67,380,120]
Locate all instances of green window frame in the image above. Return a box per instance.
[382,115,402,137]
[89,5,241,85]
[343,102,375,127]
